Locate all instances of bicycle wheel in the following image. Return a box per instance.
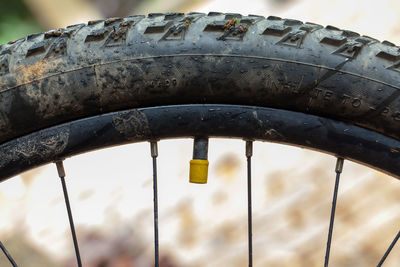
[0,12,400,266]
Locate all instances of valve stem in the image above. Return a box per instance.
[189,137,209,184]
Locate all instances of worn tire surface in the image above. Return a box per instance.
[1,12,400,144]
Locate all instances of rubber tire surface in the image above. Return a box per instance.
[1,12,400,144]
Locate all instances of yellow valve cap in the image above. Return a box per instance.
[189,159,209,184]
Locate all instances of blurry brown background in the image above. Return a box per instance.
[1,0,400,266]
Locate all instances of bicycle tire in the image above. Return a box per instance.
[1,12,400,178]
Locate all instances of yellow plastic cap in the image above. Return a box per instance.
[189,159,209,184]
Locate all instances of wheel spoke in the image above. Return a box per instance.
[55,161,82,267]
[324,157,344,267]
[150,142,159,267]
[0,241,18,267]
[377,230,400,266]
[246,141,253,267]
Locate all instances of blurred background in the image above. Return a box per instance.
[1,0,400,266]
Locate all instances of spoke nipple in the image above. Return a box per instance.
[189,137,209,184]
[245,140,253,158]
[335,157,344,173]
[55,160,66,178]
[150,141,158,158]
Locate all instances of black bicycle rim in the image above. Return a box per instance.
[0,104,399,181]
